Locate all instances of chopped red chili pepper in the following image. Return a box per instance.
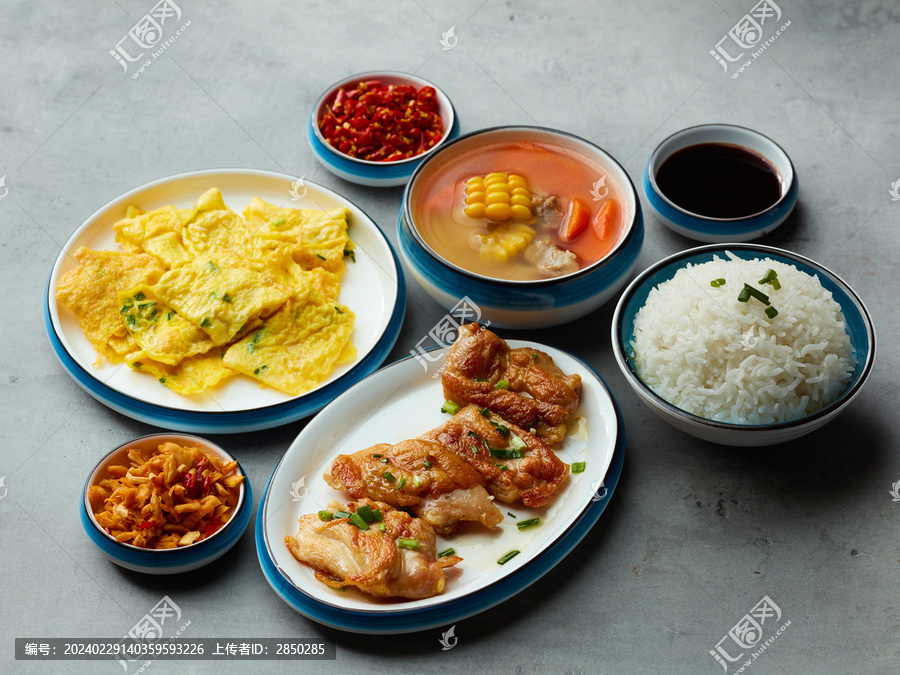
[319,80,444,162]
[203,518,222,537]
[139,520,157,529]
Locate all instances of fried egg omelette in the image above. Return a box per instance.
[56,188,357,397]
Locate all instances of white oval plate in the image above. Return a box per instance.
[44,169,405,433]
[257,341,623,632]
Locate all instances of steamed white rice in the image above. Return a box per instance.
[631,252,856,425]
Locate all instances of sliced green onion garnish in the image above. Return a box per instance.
[397,538,419,550]
[473,377,488,383]
[490,447,524,459]
[382,471,395,483]
[377,523,386,532]
[269,217,285,228]
[356,504,375,523]
[344,249,356,262]
[372,453,382,458]
[316,253,327,261]
[372,508,383,522]
[765,306,779,318]
[759,269,778,284]
[489,420,509,436]
[741,283,770,305]
[423,460,432,469]
[318,510,333,521]
[134,291,146,301]
[437,548,456,558]
[349,512,369,530]
[497,550,520,565]
[381,458,389,463]
[710,278,726,287]
[479,407,491,418]
[333,510,352,519]
[737,286,751,303]
[507,512,517,518]
[498,465,508,471]
[571,461,586,473]
[412,476,423,487]
[495,379,510,390]
[509,434,527,452]
[441,400,460,415]
[222,293,232,303]
[517,517,540,530]
[397,477,406,490]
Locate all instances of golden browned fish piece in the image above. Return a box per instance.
[284,499,461,600]
[420,405,569,508]
[441,323,581,443]
[325,439,502,534]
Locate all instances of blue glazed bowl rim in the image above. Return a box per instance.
[82,433,248,555]
[646,123,795,223]
[612,243,876,432]
[311,70,456,168]
[401,124,642,288]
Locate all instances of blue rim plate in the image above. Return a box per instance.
[255,341,625,633]
[44,169,405,433]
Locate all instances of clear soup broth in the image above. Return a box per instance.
[410,136,629,282]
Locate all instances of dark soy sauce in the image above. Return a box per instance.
[656,143,782,219]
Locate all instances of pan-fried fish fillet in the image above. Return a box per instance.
[285,499,461,600]
[325,439,503,534]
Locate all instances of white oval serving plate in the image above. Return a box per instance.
[256,340,625,632]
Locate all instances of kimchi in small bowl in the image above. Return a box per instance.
[81,433,252,574]
[398,126,644,328]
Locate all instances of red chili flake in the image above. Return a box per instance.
[139,520,156,529]
[319,80,444,162]
[203,518,222,537]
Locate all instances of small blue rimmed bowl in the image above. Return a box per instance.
[643,124,798,243]
[398,125,644,329]
[308,71,459,188]
[611,244,875,446]
[82,433,252,574]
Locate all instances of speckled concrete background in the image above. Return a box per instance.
[1,0,898,673]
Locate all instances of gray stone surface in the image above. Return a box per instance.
[1,0,898,673]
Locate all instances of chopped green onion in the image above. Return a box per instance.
[740,283,770,305]
[205,262,218,273]
[710,278,727,288]
[377,522,386,531]
[471,445,480,454]
[349,512,369,530]
[507,512,517,518]
[344,249,356,262]
[356,505,375,523]
[159,377,166,384]
[759,269,778,285]
[490,447,524,459]
[333,510,352,520]
[382,471,395,483]
[498,465,508,471]
[412,476,423,487]
[497,550,520,565]
[495,379,510,390]
[269,217,285,228]
[200,317,212,328]
[222,293,232,303]
[335,306,344,314]
[133,291,146,301]
[765,306,779,318]
[441,400,460,415]
[771,278,781,290]
[316,253,327,261]
[489,420,509,436]
[737,286,751,303]
[397,538,419,550]
[517,517,541,530]
[423,460,432,469]
[571,462,586,473]
[473,377,489,383]
[437,548,456,558]
[372,509,383,522]
[479,407,491,418]
[398,478,406,491]
[372,453,382,458]
[381,458,389,463]
[509,434,527,452]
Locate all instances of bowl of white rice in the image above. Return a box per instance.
[611,244,875,446]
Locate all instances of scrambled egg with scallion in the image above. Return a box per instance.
[56,188,357,397]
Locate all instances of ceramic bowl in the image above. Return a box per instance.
[643,124,797,242]
[398,125,644,329]
[81,433,252,574]
[308,71,459,187]
[611,244,875,446]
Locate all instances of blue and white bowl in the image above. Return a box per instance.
[644,124,798,243]
[398,126,644,329]
[308,71,459,188]
[611,244,876,446]
[82,433,252,574]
